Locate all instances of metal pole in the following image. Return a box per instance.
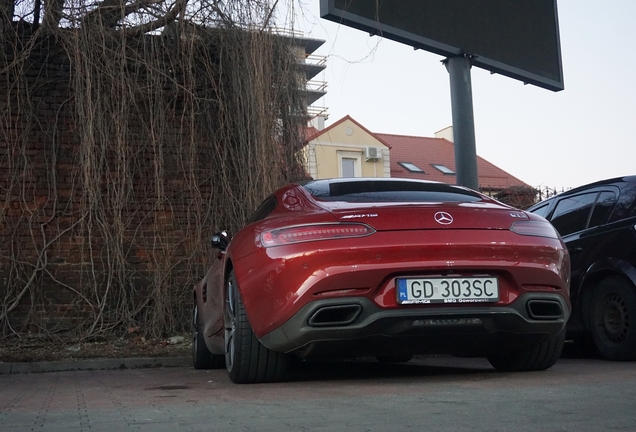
[445,55,479,190]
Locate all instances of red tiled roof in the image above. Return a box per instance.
[376,133,530,190]
[304,126,319,142]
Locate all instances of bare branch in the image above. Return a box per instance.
[123,0,187,37]
[0,0,14,36]
[1,0,307,343]
[41,0,66,30]
[81,0,128,28]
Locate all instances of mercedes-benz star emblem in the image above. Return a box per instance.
[434,211,454,225]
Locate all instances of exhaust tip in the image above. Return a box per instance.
[526,299,563,320]
[308,304,362,327]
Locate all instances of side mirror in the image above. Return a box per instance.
[211,230,230,251]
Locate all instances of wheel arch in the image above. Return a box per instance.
[224,255,270,339]
[224,257,235,285]
[222,257,235,304]
[192,278,204,310]
[579,258,636,330]
[222,256,236,312]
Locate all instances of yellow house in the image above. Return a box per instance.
[304,115,391,179]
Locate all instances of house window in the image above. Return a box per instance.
[338,152,362,178]
[342,158,356,177]
[432,164,455,174]
[398,162,425,173]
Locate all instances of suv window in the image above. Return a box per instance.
[550,192,598,236]
[530,202,552,218]
[589,191,617,228]
[608,184,636,222]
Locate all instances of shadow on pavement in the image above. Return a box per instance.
[284,356,498,383]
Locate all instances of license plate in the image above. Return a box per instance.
[396,277,499,304]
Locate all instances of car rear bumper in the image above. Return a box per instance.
[234,228,570,338]
[259,292,570,359]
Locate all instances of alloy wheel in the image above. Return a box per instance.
[192,305,199,357]
[599,293,630,345]
[224,277,236,372]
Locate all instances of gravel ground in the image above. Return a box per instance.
[0,334,191,363]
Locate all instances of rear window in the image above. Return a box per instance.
[247,196,277,224]
[301,180,483,203]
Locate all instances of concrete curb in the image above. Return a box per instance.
[0,356,191,374]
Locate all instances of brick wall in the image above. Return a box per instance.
[0,37,215,335]
[0,29,306,338]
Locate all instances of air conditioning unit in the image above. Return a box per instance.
[364,147,381,161]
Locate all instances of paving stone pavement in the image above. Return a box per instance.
[0,366,215,431]
[0,358,503,432]
[1,364,403,432]
[2,357,635,432]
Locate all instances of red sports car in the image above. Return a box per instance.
[193,178,571,383]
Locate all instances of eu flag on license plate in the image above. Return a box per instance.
[398,279,408,300]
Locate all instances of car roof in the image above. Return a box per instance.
[535,176,636,204]
[563,175,636,195]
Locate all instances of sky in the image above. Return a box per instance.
[278,1,636,190]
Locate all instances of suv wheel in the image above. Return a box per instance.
[589,276,636,360]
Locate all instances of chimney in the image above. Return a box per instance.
[310,114,326,131]
[435,126,454,142]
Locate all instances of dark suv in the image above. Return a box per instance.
[528,176,636,360]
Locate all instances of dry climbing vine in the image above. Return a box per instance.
[0,0,308,342]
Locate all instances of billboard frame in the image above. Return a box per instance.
[320,0,564,92]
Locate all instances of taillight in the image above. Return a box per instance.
[510,221,559,239]
[261,223,375,247]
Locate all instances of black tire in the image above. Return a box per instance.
[192,304,225,369]
[376,354,413,363]
[487,329,565,372]
[589,276,636,360]
[224,271,289,384]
